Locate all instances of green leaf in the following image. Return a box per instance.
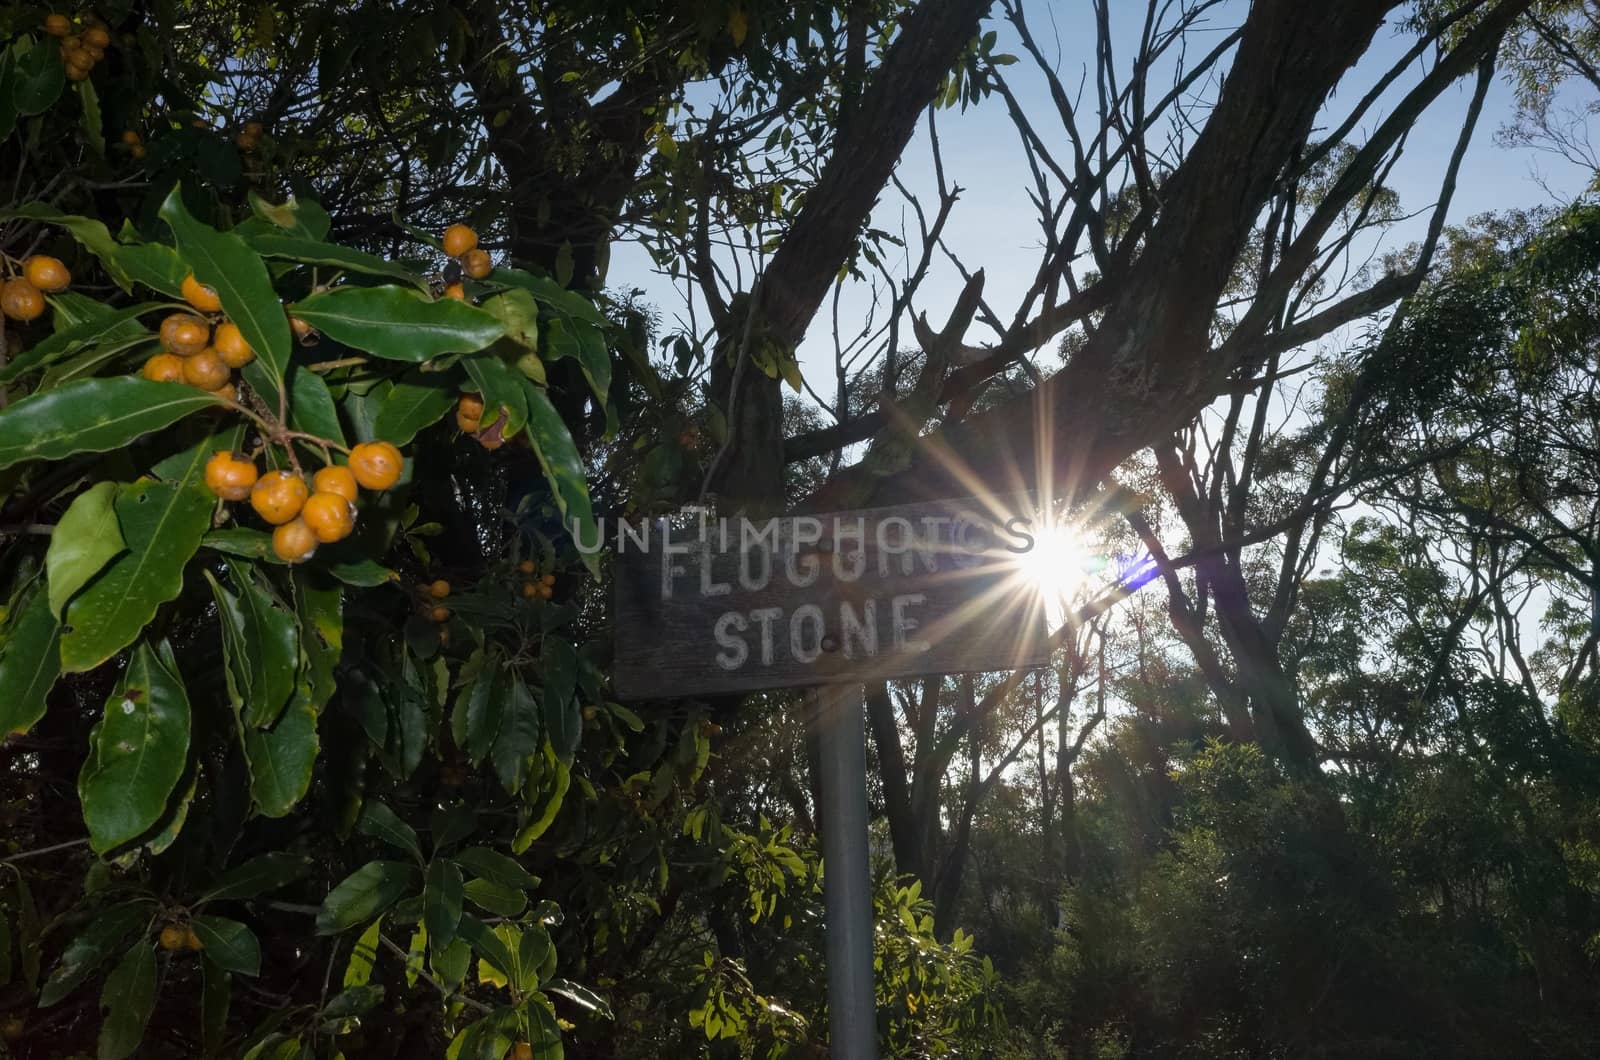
[201,852,313,903]
[46,481,125,618]
[191,916,261,976]
[0,586,62,737]
[521,382,598,576]
[461,879,527,917]
[373,373,456,445]
[424,859,464,955]
[61,474,213,673]
[78,643,191,853]
[38,903,145,1006]
[491,676,541,793]
[248,193,330,240]
[543,639,581,762]
[246,233,427,289]
[542,315,611,404]
[0,205,182,296]
[357,801,423,863]
[517,924,554,988]
[463,353,529,438]
[289,286,506,362]
[227,560,298,728]
[343,918,383,988]
[0,45,16,141]
[322,984,385,1021]
[0,302,156,384]
[293,571,342,710]
[547,978,614,1020]
[451,848,539,890]
[480,289,541,352]
[243,695,319,817]
[316,860,420,935]
[160,185,292,392]
[203,528,277,561]
[0,377,221,471]
[432,937,471,992]
[457,915,518,985]
[450,662,501,766]
[76,78,103,156]
[325,554,398,587]
[97,943,157,1060]
[11,38,63,116]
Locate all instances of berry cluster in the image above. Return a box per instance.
[44,11,112,82]
[140,274,261,402]
[119,127,146,160]
[518,560,556,600]
[441,223,492,302]
[1,255,70,323]
[204,442,404,564]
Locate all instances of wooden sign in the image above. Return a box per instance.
[611,496,1052,698]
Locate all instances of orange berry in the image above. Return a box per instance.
[250,470,308,525]
[521,581,538,598]
[141,352,185,383]
[461,248,492,279]
[44,14,70,36]
[438,628,451,647]
[213,321,255,367]
[159,313,209,356]
[541,574,555,586]
[348,442,403,490]
[288,314,315,343]
[1,1016,22,1041]
[443,282,466,301]
[214,381,237,404]
[456,393,484,432]
[121,129,141,146]
[64,61,90,81]
[312,465,358,503]
[428,605,451,623]
[182,348,231,390]
[129,144,146,161]
[517,560,535,574]
[85,44,106,61]
[512,1042,534,1060]
[182,273,223,313]
[0,278,45,322]
[159,926,186,951]
[23,255,70,293]
[427,579,450,599]
[272,518,317,563]
[236,132,258,151]
[301,492,355,543]
[84,26,110,49]
[441,224,477,257]
[205,451,258,501]
[243,121,264,137]
[184,928,203,951]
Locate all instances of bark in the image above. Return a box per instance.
[808,0,1403,511]
[708,0,995,508]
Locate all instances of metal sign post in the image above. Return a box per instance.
[816,683,878,1060]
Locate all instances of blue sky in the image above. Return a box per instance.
[615,4,1593,412]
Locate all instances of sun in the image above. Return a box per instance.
[1015,519,1091,624]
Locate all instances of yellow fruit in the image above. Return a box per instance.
[23,255,71,293]
[44,14,70,36]
[427,579,451,599]
[272,518,318,563]
[205,451,258,501]
[443,282,466,301]
[461,248,492,279]
[159,926,186,951]
[348,441,403,490]
[83,26,111,49]
[214,381,238,404]
[442,224,477,257]
[182,273,223,313]
[0,278,45,322]
[312,465,359,503]
[512,1042,534,1060]
[213,321,255,366]
[142,352,185,383]
[159,313,210,356]
[64,61,91,81]
[301,492,355,543]
[182,348,230,390]
[456,393,484,433]
[250,470,309,525]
